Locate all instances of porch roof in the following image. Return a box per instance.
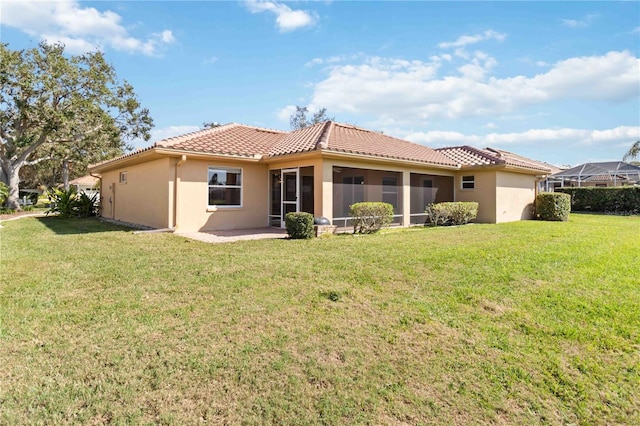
[436,146,553,173]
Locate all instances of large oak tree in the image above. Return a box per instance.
[0,42,153,209]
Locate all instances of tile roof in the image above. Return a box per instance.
[69,175,99,186]
[157,123,286,157]
[436,146,552,173]
[325,123,458,166]
[90,122,548,173]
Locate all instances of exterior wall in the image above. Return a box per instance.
[176,158,269,232]
[100,158,172,229]
[454,170,497,223]
[495,171,537,222]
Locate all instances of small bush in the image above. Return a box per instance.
[350,202,393,234]
[77,192,99,218]
[555,187,640,213]
[285,212,314,239]
[535,192,571,221]
[425,202,478,226]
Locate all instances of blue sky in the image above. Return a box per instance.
[2,1,639,167]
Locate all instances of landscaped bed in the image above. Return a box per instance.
[1,214,638,424]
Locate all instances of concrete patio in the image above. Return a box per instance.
[174,227,287,244]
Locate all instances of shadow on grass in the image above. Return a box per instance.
[36,217,133,235]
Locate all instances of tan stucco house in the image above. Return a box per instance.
[89,121,552,232]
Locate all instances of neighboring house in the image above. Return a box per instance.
[546,162,640,189]
[69,175,100,200]
[89,121,552,232]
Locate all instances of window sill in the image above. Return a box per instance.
[207,206,243,212]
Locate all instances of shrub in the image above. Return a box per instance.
[350,202,393,234]
[425,202,478,226]
[77,192,99,218]
[535,192,571,221]
[555,187,640,213]
[46,187,80,218]
[285,212,314,239]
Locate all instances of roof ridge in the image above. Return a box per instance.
[316,121,333,149]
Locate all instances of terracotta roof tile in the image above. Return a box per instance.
[436,146,551,173]
[323,122,458,166]
[268,122,327,156]
[157,123,286,157]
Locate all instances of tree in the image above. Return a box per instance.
[202,121,222,129]
[623,140,640,162]
[289,105,333,130]
[0,42,153,210]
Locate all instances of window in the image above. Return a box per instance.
[119,171,127,183]
[461,175,475,190]
[208,167,242,207]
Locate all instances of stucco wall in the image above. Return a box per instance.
[495,171,537,222]
[100,158,172,229]
[455,170,497,223]
[176,159,269,232]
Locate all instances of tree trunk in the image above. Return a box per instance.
[0,160,23,210]
[62,159,69,190]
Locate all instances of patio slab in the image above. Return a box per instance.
[175,227,287,244]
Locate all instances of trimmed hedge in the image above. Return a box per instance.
[350,202,394,234]
[555,187,640,213]
[535,192,571,221]
[285,212,315,239]
[425,202,478,226]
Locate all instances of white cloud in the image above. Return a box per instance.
[203,56,219,65]
[484,122,498,129]
[308,50,640,125]
[0,0,174,56]
[561,14,598,28]
[404,126,640,148]
[244,1,317,32]
[276,105,298,122]
[438,30,506,49]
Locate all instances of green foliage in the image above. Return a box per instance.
[425,202,479,226]
[350,202,394,233]
[555,187,640,213]
[535,192,571,221]
[0,42,153,209]
[285,212,315,239]
[0,182,8,206]
[289,105,334,130]
[623,140,640,161]
[45,187,98,218]
[46,187,80,218]
[76,192,100,218]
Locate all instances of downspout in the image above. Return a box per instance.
[173,155,187,230]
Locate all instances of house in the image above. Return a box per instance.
[68,175,100,199]
[88,121,552,232]
[546,162,640,189]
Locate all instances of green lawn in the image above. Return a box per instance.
[1,215,638,424]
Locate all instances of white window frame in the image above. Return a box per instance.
[208,167,243,208]
[461,175,475,190]
[119,171,127,184]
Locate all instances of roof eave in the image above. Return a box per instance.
[319,150,461,170]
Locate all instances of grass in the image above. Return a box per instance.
[1,214,638,424]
